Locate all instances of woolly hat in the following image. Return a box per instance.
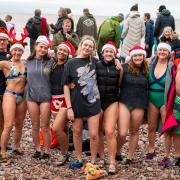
[157,43,171,52]
[159,5,166,13]
[58,41,76,57]
[9,28,28,52]
[130,4,138,11]
[36,35,49,47]
[0,27,9,39]
[129,45,146,58]
[101,41,118,55]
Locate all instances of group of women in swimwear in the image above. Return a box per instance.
[0,26,179,174]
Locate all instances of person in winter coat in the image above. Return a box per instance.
[0,19,7,30]
[144,13,154,58]
[97,14,124,57]
[53,18,79,53]
[154,6,175,41]
[76,8,97,40]
[26,9,49,53]
[120,4,145,61]
[50,7,74,34]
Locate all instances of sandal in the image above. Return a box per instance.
[56,153,69,166]
[116,154,123,161]
[108,164,116,175]
[144,151,156,160]
[32,151,41,159]
[69,160,83,169]
[0,155,11,166]
[12,149,24,156]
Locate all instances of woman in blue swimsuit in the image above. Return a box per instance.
[0,33,27,165]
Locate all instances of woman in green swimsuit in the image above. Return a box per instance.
[145,43,172,166]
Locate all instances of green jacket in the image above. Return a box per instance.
[53,31,79,53]
[97,16,121,53]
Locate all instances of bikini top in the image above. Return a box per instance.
[7,63,27,80]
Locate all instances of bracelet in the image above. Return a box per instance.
[67,107,72,110]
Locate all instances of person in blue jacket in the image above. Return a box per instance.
[144,13,154,58]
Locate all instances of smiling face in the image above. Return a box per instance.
[57,45,69,63]
[0,37,8,52]
[11,48,23,60]
[132,54,144,66]
[157,48,169,60]
[102,48,115,62]
[35,42,48,58]
[163,27,172,39]
[79,39,95,57]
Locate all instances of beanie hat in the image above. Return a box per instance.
[58,41,76,57]
[159,5,166,13]
[157,43,171,52]
[9,27,28,52]
[36,35,49,47]
[101,41,118,55]
[129,45,146,58]
[0,27,9,39]
[130,4,138,11]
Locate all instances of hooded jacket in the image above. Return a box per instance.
[76,13,97,40]
[121,11,145,58]
[26,16,49,40]
[145,19,154,45]
[97,16,122,53]
[154,9,175,38]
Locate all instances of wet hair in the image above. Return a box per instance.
[77,35,96,63]
[128,57,149,77]
[144,13,150,19]
[27,42,51,61]
[34,9,41,17]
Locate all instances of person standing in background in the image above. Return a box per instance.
[144,13,154,58]
[50,7,74,34]
[26,9,49,53]
[76,8,97,40]
[97,13,124,58]
[154,5,175,42]
[4,15,15,33]
[121,4,145,62]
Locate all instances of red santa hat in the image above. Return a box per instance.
[0,27,9,39]
[58,41,76,57]
[129,45,146,58]
[101,41,118,55]
[157,43,171,53]
[36,35,49,47]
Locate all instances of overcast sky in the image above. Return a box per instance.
[0,0,179,18]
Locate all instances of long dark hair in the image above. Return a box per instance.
[27,42,51,61]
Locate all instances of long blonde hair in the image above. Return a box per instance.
[77,35,96,64]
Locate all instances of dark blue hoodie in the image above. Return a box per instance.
[145,19,154,45]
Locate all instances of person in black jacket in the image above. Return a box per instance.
[154,6,175,41]
[26,9,49,53]
[144,13,154,58]
[50,7,74,34]
[96,41,123,174]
